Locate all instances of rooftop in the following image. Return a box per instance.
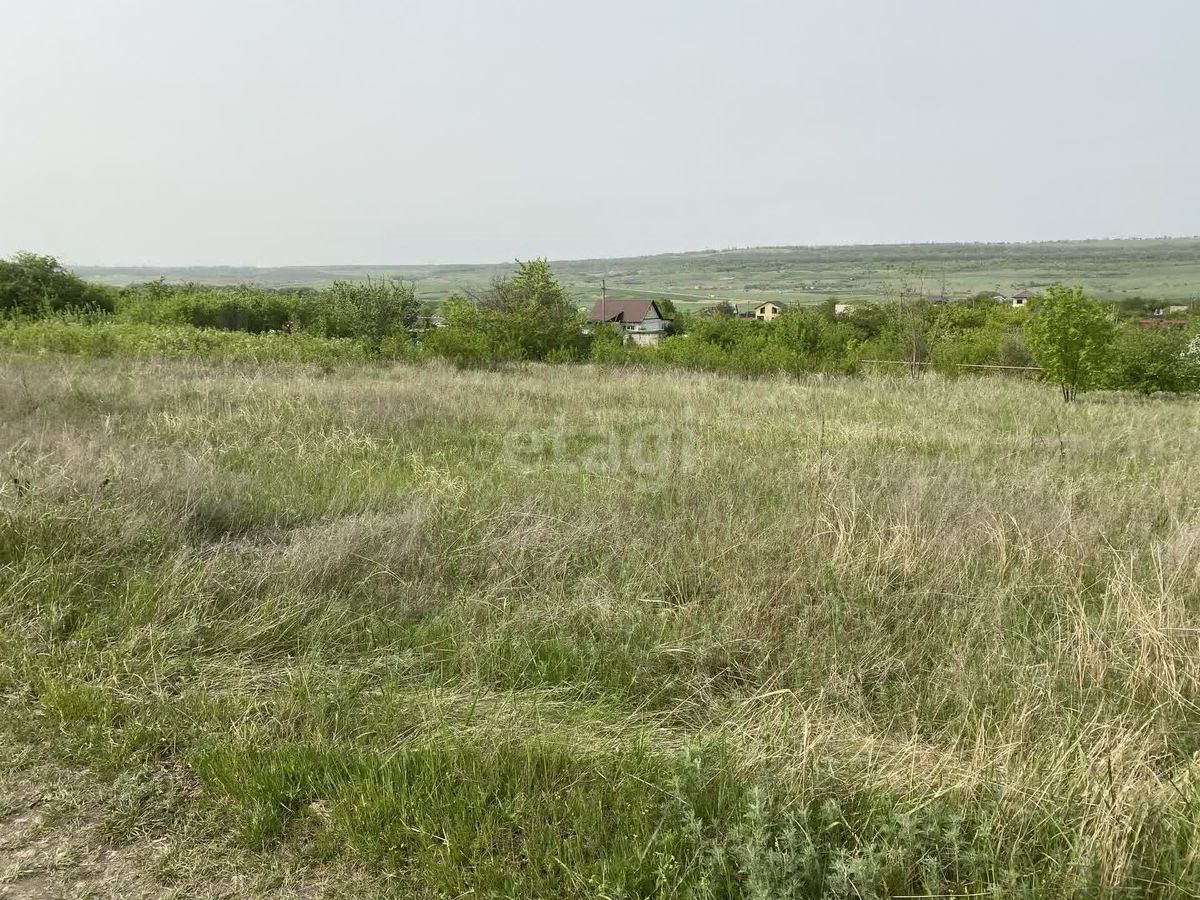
[587,298,662,324]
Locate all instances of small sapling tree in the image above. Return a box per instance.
[1025,284,1114,401]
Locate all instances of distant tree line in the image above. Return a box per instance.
[2,253,1198,400]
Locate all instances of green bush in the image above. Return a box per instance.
[421,296,522,367]
[585,323,630,363]
[1104,325,1200,394]
[995,330,1036,369]
[770,308,859,373]
[0,253,115,316]
[298,278,420,348]
[118,282,302,332]
[0,318,369,364]
[422,261,585,366]
[118,278,420,354]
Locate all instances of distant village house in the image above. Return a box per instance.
[587,298,669,346]
[731,300,786,321]
[752,300,785,321]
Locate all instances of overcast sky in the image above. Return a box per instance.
[2,0,1198,266]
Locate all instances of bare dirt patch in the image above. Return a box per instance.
[0,776,160,900]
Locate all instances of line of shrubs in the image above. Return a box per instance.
[0,252,423,347]
[2,253,1198,396]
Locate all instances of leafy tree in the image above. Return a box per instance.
[841,302,888,341]
[937,299,993,331]
[925,301,1030,375]
[689,314,758,352]
[0,252,114,316]
[421,295,511,367]
[306,278,420,350]
[472,259,581,360]
[1025,284,1114,401]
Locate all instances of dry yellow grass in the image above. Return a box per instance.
[2,354,1200,897]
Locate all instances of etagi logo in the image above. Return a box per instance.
[499,415,696,486]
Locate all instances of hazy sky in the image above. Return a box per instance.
[2,0,1198,266]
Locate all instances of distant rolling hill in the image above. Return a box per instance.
[75,237,1200,308]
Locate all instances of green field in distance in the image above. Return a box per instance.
[75,237,1200,310]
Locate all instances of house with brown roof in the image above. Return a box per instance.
[587,298,669,346]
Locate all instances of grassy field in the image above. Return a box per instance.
[3,354,1200,897]
[74,237,1200,309]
